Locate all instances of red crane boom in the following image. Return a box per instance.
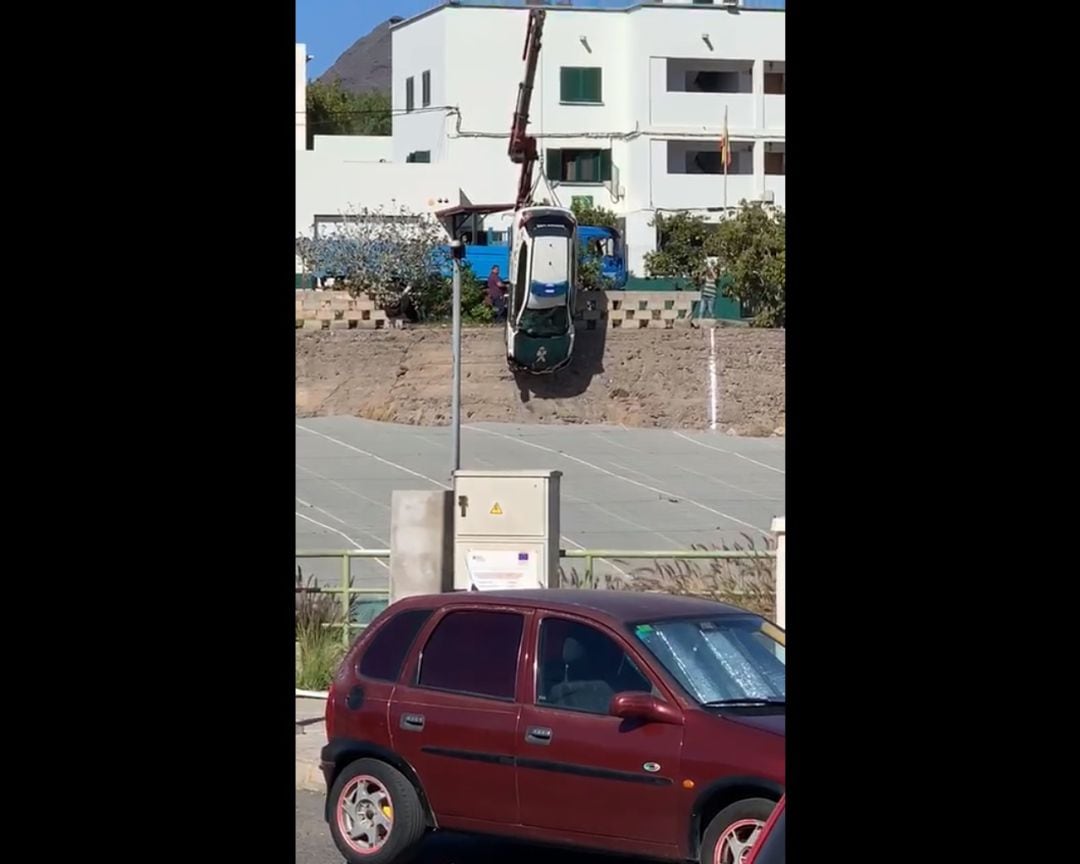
[508,8,546,210]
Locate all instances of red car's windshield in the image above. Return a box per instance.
[631,615,785,706]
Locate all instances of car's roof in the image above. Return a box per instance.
[399,589,751,624]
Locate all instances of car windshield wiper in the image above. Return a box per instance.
[703,698,786,707]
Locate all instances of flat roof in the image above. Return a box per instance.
[392,1,785,33]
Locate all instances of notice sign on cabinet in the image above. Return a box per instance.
[465,549,539,591]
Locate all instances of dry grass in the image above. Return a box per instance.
[295,568,348,691]
[558,535,776,619]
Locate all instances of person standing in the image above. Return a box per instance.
[486,265,508,321]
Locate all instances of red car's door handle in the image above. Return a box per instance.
[525,726,552,745]
[400,713,426,732]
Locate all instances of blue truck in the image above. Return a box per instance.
[437,223,626,288]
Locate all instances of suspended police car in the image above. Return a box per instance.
[505,206,578,374]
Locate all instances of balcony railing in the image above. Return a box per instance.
[651,92,755,130]
[652,173,756,209]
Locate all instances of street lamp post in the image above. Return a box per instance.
[449,240,464,477]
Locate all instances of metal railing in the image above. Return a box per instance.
[295,545,782,700]
[296,549,391,646]
[296,546,777,644]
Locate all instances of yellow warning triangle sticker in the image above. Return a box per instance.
[490,502,503,515]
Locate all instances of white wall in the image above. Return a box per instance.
[312,135,394,162]
[296,43,307,151]
[442,8,632,140]
[391,12,450,163]
[295,153,458,237]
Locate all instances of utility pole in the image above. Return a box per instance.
[449,239,464,477]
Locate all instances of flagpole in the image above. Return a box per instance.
[723,104,728,212]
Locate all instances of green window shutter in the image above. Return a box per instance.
[560,67,577,102]
[561,68,602,103]
[546,148,563,180]
[406,77,414,112]
[583,68,602,103]
[599,149,612,182]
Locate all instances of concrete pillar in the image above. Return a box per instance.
[753,140,766,200]
[623,210,656,277]
[390,490,454,603]
[296,43,307,151]
[771,516,785,628]
[752,58,764,129]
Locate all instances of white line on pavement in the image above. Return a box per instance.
[672,431,785,475]
[466,425,769,537]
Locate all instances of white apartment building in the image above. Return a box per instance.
[297,0,785,277]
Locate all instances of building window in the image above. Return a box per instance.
[666,140,753,175]
[417,610,524,700]
[406,150,431,163]
[422,70,431,107]
[546,148,612,183]
[560,67,602,104]
[764,60,785,95]
[357,609,433,682]
[406,76,414,112]
[666,58,753,94]
[764,142,785,175]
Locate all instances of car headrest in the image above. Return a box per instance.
[562,636,585,665]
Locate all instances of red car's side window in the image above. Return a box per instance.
[357,608,433,682]
[416,609,524,701]
[536,616,654,714]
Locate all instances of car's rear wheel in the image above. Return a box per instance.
[328,758,426,863]
[701,797,775,864]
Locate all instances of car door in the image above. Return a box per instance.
[389,606,530,827]
[515,613,685,849]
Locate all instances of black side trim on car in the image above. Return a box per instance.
[516,757,673,787]
[420,746,515,766]
[419,746,672,786]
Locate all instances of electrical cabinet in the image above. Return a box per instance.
[452,469,561,590]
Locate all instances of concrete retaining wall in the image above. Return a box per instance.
[295,289,702,331]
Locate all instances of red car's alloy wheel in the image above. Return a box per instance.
[335,774,394,855]
[713,818,765,864]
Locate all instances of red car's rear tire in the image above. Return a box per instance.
[701,797,776,864]
[327,758,426,864]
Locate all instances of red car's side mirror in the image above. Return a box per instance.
[610,692,684,726]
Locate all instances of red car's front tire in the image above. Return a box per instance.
[701,798,776,864]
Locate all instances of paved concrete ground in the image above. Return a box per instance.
[297,697,630,863]
[297,788,622,864]
[296,418,785,589]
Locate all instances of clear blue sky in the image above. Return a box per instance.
[297,1,785,79]
[297,0,438,79]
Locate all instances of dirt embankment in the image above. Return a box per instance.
[296,326,785,433]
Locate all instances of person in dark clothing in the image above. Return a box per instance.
[486,265,508,321]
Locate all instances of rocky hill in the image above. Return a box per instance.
[317,16,401,95]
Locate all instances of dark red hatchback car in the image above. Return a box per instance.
[322,590,785,863]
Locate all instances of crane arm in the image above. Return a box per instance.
[508,8,546,209]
